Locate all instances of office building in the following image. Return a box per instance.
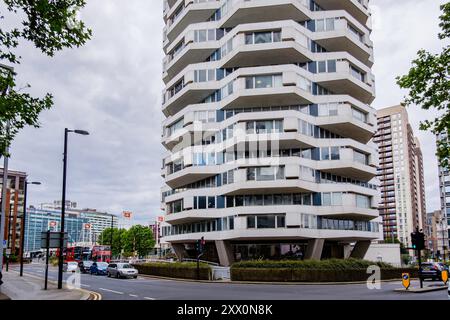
[160,0,379,266]
[23,202,118,253]
[0,169,26,256]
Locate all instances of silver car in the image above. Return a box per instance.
[107,263,138,279]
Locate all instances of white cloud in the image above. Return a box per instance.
[371,0,446,212]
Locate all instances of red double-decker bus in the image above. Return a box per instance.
[57,245,111,263]
[91,245,111,263]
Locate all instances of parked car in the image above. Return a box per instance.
[78,261,93,274]
[63,261,79,273]
[107,263,138,279]
[420,262,446,280]
[89,262,109,275]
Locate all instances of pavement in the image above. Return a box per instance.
[0,268,98,300]
[5,262,449,300]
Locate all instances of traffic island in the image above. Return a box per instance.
[394,285,448,293]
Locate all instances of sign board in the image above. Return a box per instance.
[402,273,410,290]
[442,270,449,284]
[40,232,68,249]
[5,249,11,256]
[83,223,92,230]
[158,216,164,223]
[48,220,58,231]
[123,211,132,219]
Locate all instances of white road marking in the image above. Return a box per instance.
[80,284,91,288]
[99,288,124,295]
[129,294,138,298]
[144,297,155,300]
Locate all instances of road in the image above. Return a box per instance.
[9,263,449,300]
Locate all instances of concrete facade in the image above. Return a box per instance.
[436,132,449,257]
[374,105,426,249]
[160,0,380,265]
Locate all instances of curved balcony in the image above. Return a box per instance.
[314,0,370,26]
[165,0,221,44]
[162,63,375,116]
[162,226,379,243]
[162,104,375,154]
[164,203,379,225]
[164,19,373,83]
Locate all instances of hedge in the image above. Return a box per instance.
[232,258,393,270]
[133,262,212,280]
[231,259,418,282]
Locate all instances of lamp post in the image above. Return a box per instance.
[19,180,41,276]
[57,128,89,290]
[0,64,14,292]
[110,214,115,261]
[441,218,447,262]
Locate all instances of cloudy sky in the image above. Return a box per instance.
[4,0,447,225]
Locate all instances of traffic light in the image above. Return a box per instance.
[411,229,425,251]
[195,237,206,255]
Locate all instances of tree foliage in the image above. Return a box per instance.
[0,0,92,156]
[397,2,450,169]
[124,225,156,258]
[99,225,156,258]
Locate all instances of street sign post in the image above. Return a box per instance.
[41,231,67,290]
[402,273,410,290]
[41,232,68,249]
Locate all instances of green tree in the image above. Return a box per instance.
[397,2,450,169]
[98,227,127,257]
[123,225,155,258]
[0,0,92,156]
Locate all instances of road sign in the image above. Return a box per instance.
[402,273,410,290]
[442,270,449,285]
[40,232,68,249]
[5,249,11,256]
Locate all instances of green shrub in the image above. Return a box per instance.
[231,258,393,270]
[132,262,211,280]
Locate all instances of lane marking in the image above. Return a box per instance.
[129,294,138,298]
[81,284,91,288]
[99,288,124,295]
[144,297,155,300]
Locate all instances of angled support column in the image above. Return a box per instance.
[172,243,187,261]
[304,239,325,260]
[215,240,234,267]
[350,240,372,259]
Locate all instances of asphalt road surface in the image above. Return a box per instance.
[10,263,449,300]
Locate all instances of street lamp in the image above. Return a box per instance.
[19,180,41,277]
[441,218,447,263]
[110,214,116,261]
[57,128,89,290]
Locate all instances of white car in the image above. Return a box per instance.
[64,261,79,273]
[107,263,138,279]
